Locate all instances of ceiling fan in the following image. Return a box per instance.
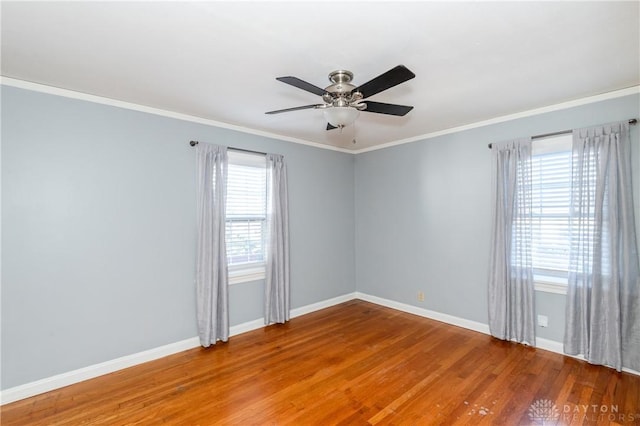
[266,65,415,130]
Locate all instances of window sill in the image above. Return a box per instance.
[534,281,567,295]
[229,265,266,285]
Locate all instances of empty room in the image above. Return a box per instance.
[2,2,639,424]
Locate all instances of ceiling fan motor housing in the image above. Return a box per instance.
[324,70,363,108]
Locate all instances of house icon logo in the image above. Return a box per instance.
[528,399,560,423]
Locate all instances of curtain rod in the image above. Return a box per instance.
[487,118,637,149]
[189,140,266,156]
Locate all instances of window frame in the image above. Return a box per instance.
[530,134,572,295]
[226,150,268,285]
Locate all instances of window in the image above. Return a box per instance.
[530,134,572,292]
[226,150,267,284]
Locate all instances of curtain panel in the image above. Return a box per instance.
[195,143,230,347]
[488,138,536,345]
[264,154,290,325]
[564,121,640,371]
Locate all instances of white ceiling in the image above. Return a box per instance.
[2,1,639,151]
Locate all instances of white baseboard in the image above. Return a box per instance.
[356,292,640,377]
[230,292,358,335]
[534,337,640,376]
[1,292,357,405]
[355,292,490,335]
[291,292,357,318]
[4,291,636,404]
[0,337,201,405]
[535,336,564,354]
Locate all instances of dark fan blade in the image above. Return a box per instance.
[276,76,327,96]
[361,101,414,116]
[265,104,323,114]
[353,65,415,99]
[326,123,338,131]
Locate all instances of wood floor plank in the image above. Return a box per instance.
[2,300,639,425]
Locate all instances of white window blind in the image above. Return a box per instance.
[530,135,572,280]
[226,151,267,269]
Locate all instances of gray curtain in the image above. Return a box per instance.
[564,122,640,371]
[195,143,229,347]
[488,138,536,345]
[264,154,290,324]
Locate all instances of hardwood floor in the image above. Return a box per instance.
[2,300,639,425]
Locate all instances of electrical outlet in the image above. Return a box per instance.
[537,315,549,327]
[417,291,425,302]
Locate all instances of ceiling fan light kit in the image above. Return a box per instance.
[324,107,360,128]
[266,65,415,130]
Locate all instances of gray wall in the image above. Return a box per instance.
[355,93,640,343]
[1,86,355,389]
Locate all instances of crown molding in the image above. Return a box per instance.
[2,77,637,156]
[352,86,640,154]
[0,76,353,154]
